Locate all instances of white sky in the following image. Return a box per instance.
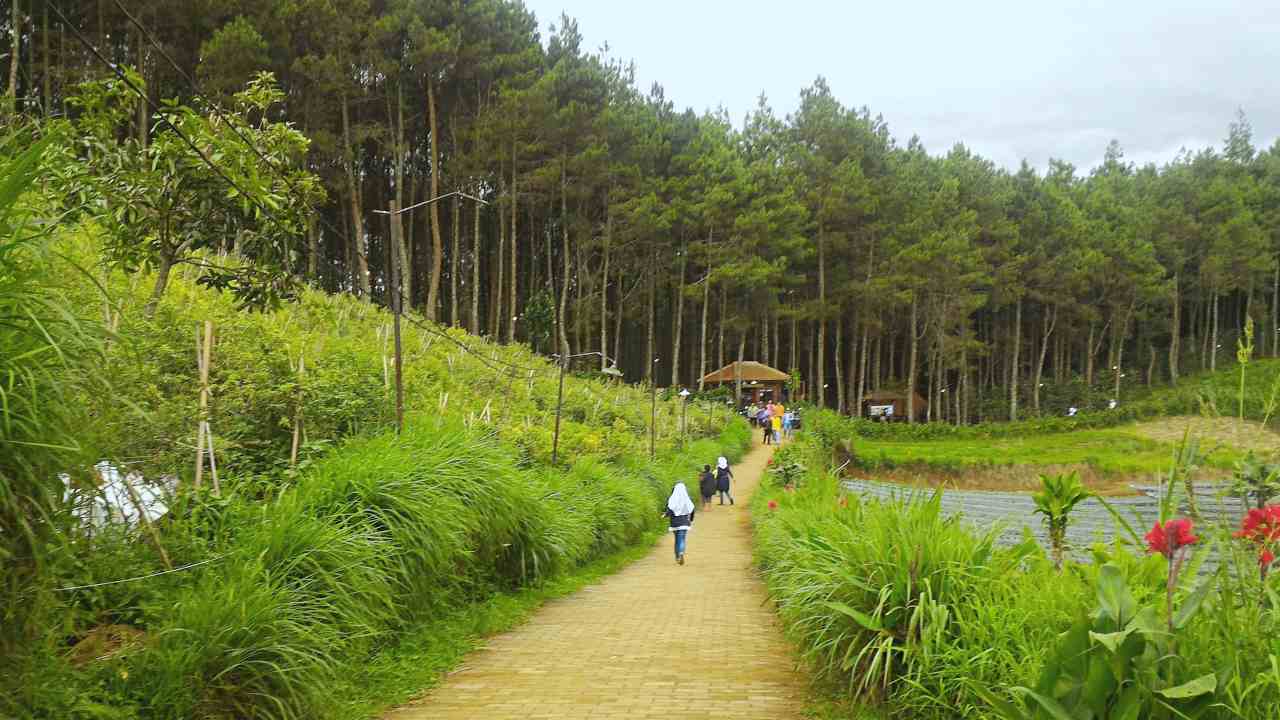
[521,0,1280,171]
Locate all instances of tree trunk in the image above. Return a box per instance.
[735,329,747,401]
[472,197,482,335]
[9,0,24,111]
[494,180,505,339]
[508,142,519,342]
[698,273,710,390]
[1210,290,1219,372]
[425,76,443,322]
[717,284,726,370]
[1272,258,1279,357]
[1085,322,1096,386]
[600,201,611,371]
[1033,305,1056,415]
[835,315,845,414]
[451,196,460,327]
[857,320,869,415]
[1169,273,1181,384]
[816,228,826,408]
[41,2,49,115]
[394,82,410,307]
[557,155,571,356]
[341,96,371,299]
[645,264,656,381]
[145,250,175,318]
[671,244,686,387]
[1010,298,1022,421]
[907,297,918,423]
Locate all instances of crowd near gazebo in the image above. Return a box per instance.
[699,361,790,405]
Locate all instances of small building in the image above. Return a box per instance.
[862,389,928,421]
[700,361,789,405]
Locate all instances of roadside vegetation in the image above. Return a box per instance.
[0,133,751,718]
[754,421,1280,719]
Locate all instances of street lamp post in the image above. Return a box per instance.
[649,357,659,460]
[374,190,488,435]
[678,388,691,449]
[551,350,620,464]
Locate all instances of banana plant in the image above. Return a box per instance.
[1032,472,1092,571]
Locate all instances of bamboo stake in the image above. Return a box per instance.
[205,424,220,497]
[119,472,172,570]
[194,321,214,493]
[290,354,305,467]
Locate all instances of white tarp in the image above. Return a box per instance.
[61,462,176,530]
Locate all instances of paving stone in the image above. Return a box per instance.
[386,442,805,720]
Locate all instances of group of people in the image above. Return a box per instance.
[745,400,793,445]
[661,455,734,565]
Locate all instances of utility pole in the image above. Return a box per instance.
[375,190,488,435]
[551,350,621,464]
[650,357,659,460]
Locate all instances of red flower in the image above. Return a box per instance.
[1260,548,1276,569]
[1234,505,1280,544]
[767,499,778,511]
[1145,518,1198,558]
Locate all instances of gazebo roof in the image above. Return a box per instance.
[700,361,790,384]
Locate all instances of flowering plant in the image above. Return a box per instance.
[1146,518,1199,633]
[1234,504,1280,577]
[767,499,778,511]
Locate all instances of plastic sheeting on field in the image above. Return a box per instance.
[61,462,177,530]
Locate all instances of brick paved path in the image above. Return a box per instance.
[387,440,805,720]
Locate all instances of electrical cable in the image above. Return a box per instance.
[54,554,226,592]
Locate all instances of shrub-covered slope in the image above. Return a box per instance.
[5,233,751,719]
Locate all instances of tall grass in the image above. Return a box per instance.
[44,418,751,719]
[0,128,109,715]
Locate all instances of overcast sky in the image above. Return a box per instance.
[521,0,1280,173]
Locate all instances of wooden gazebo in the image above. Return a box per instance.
[700,361,789,405]
[862,389,927,421]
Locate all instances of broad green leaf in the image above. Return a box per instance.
[1089,628,1134,653]
[1156,673,1216,699]
[1012,687,1077,720]
[1096,564,1135,625]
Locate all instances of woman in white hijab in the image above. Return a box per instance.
[663,481,696,565]
[715,456,734,506]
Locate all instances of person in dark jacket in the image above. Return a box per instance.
[663,482,696,565]
[715,456,734,505]
[697,465,716,510]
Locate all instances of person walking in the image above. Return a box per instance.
[663,481,696,565]
[771,412,783,444]
[782,409,794,439]
[715,456,734,506]
[759,405,772,445]
[698,464,716,511]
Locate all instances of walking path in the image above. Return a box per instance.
[387,441,805,720]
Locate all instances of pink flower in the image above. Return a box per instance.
[767,499,778,511]
[1145,518,1198,558]
[1260,548,1275,569]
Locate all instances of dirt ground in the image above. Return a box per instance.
[1130,415,1280,456]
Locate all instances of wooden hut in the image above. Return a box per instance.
[861,389,928,421]
[700,361,789,405]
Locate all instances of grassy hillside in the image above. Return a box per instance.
[6,231,751,719]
